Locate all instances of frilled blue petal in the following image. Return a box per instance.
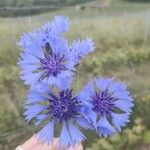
[24,104,47,122]
[44,76,57,86]
[109,81,126,92]
[78,80,94,102]
[112,113,130,131]
[20,72,42,86]
[97,116,116,137]
[18,53,40,77]
[114,91,132,100]
[75,116,94,130]
[46,35,69,56]
[55,71,73,90]
[18,33,31,49]
[95,78,112,91]
[59,122,73,147]
[45,71,73,90]
[67,38,95,68]
[35,114,48,126]
[108,81,132,100]
[71,38,94,58]
[68,122,86,145]
[19,42,44,58]
[114,99,134,113]
[19,29,46,50]
[37,120,54,145]
[18,63,37,73]
[33,83,50,94]
[79,106,97,128]
[18,54,39,67]
[44,16,69,35]
[25,90,48,104]
[19,51,38,65]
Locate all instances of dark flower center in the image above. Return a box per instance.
[92,89,117,117]
[38,42,67,79]
[39,54,66,77]
[47,89,80,122]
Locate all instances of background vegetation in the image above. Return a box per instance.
[0,0,150,149]
[0,0,94,17]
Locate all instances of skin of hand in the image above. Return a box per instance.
[21,135,83,150]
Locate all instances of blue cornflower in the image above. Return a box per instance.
[24,84,94,147]
[18,16,94,89]
[79,78,134,137]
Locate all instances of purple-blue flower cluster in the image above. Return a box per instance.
[18,16,134,147]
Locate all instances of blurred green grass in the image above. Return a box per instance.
[0,0,150,149]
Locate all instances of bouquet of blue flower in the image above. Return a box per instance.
[18,16,134,148]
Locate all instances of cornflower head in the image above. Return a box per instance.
[79,78,134,137]
[24,84,94,147]
[18,16,94,89]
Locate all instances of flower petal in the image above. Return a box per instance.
[50,16,70,34]
[24,104,47,122]
[78,80,94,101]
[36,120,54,145]
[25,90,47,104]
[20,72,42,87]
[112,113,130,131]
[59,122,73,147]
[56,71,73,90]
[33,83,50,94]
[70,38,94,60]
[80,106,97,128]
[95,78,112,91]
[68,122,86,145]
[114,100,134,113]
[75,116,94,130]
[97,116,116,137]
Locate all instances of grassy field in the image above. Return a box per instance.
[0,0,150,149]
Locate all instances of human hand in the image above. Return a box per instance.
[20,135,83,150]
